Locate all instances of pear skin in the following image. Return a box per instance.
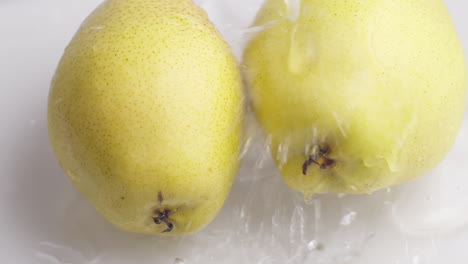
[48,0,243,235]
[244,0,466,196]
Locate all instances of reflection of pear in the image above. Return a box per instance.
[48,0,243,235]
[244,0,466,196]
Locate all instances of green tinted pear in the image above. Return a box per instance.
[48,0,243,235]
[244,0,466,196]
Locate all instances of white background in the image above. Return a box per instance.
[0,0,467,263]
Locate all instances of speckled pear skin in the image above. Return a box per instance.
[48,0,243,235]
[244,0,466,196]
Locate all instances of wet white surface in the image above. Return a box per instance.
[0,0,467,263]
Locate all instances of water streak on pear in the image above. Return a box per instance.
[244,0,466,196]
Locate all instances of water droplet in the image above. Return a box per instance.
[340,211,357,226]
[307,240,323,251]
[239,206,245,219]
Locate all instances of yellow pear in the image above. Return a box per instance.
[48,0,243,235]
[244,0,466,196]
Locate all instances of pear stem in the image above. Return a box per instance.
[153,209,174,233]
[302,146,335,175]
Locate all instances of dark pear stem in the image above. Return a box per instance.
[302,146,335,175]
[153,209,174,233]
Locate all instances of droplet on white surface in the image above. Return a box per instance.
[307,240,323,251]
[239,206,245,219]
[29,119,37,126]
[340,211,357,226]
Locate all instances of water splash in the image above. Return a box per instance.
[24,1,468,264]
[283,0,301,21]
[287,22,316,76]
